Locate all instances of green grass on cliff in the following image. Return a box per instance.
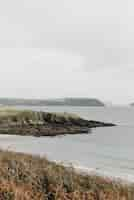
[0,107,80,125]
[0,108,41,124]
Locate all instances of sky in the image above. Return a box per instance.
[0,0,133,104]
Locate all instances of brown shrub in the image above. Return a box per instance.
[0,150,132,199]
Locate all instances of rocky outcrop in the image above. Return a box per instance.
[0,109,115,137]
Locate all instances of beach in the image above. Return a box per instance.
[0,106,132,199]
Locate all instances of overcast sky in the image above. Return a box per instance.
[0,0,133,104]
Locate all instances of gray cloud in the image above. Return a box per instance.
[0,0,132,103]
[0,1,128,47]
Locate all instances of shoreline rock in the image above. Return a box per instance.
[0,109,115,137]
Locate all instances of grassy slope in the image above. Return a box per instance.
[0,150,133,199]
[0,107,80,124]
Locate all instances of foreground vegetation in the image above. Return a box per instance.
[0,107,115,136]
[0,150,132,199]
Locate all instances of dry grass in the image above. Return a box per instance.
[0,150,132,199]
[0,108,42,123]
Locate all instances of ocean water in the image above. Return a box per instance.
[1,106,134,181]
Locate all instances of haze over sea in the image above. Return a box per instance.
[1,105,134,182]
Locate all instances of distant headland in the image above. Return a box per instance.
[0,97,105,107]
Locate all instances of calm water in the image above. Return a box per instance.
[1,106,134,181]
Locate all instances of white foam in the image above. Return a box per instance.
[71,164,134,184]
[54,160,134,184]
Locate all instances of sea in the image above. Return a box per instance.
[1,105,134,182]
